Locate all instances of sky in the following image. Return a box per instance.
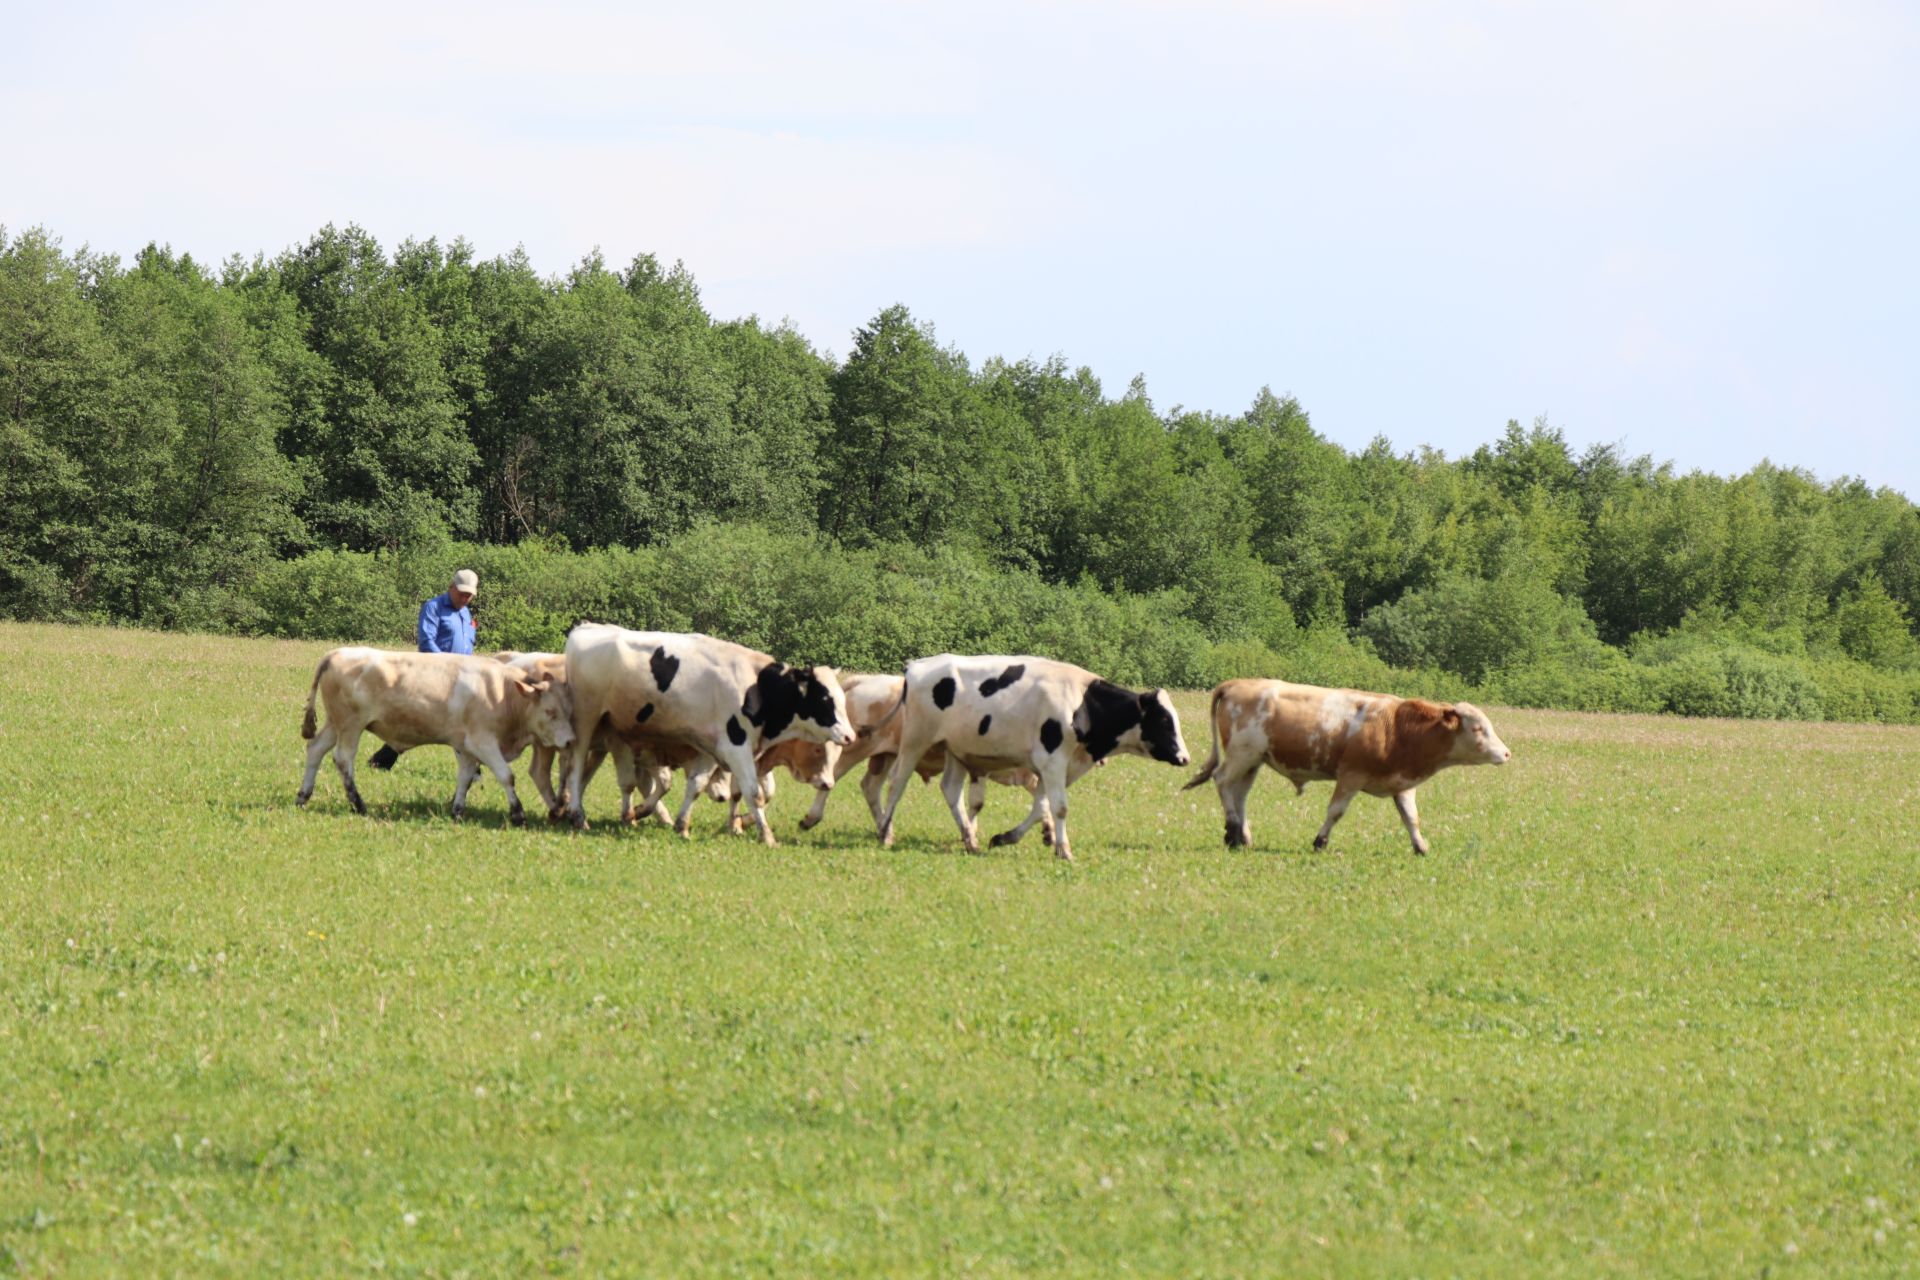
[5,0,1918,494]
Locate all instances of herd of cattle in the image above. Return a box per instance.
[297,622,1512,859]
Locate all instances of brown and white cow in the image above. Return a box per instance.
[297,648,576,824]
[561,624,854,843]
[759,673,1048,837]
[876,655,1189,862]
[1183,678,1511,854]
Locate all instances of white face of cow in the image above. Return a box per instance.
[519,677,577,751]
[1449,702,1511,766]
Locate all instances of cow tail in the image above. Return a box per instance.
[301,653,332,740]
[1181,685,1226,791]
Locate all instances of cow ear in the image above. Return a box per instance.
[514,678,540,697]
[1442,708,1462,729]
[742,682,764,721]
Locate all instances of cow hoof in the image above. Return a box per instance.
[450,806,465,821]
[1224,827,1247,849]
[1411,843,1429,857]
[620,810,639,827]
[988,830,1020,848]
[569,811,590,832]
[1312,835,1329,852]
[295,790,310,807]
[762,834,779,849]
[546,807,567,824]
[798,814,820,831]
[1053,847,1074,863]
[347,792,367,816]
[509,807,526,828]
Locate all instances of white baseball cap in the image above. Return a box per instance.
[450,569,479,595]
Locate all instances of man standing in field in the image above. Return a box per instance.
[369,569,480,770]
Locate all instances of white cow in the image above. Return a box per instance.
[875,655,1189,861]
[561,624,853,843]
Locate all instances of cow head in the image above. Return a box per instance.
[1137,689,1190,766]
[515,674,577,752]
[1445,702,1511,766]
[1074,680,1189,766]
[744,663,856,747]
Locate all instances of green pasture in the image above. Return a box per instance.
[2,622,1918,1276]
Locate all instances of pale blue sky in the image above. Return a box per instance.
[6,1,1917,494]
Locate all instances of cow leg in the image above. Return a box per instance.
[640,765,673,825]
[564,729,592,830]
[1038,756,1072,863]
[468,738,527,827]
[1216,762,1259,848]
[1393,789,1429,856]
[450,750,482,819]
[859,756,891,832]
[674,758,720,837]
[1313,782,1358,851]
[713,743,777,847]
[725,780,747,836]
[527,744,562,820]
[988,790,1051,848]
[570,747,610,820]
[966,773,989,826]
[878,730,938,848]
[331,727,367,815]
[298,721,337,806]
[797,782,832,832]
[940,755,980,854]
[606,743,640,824]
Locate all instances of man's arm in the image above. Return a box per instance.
[417,597,445,652]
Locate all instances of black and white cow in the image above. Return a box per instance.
[561,624,854,843]
[875,655,1190,861]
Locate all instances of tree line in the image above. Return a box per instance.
[5,224,1919,720]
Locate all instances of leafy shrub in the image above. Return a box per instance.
[1489,652,1662,714]
[243,550,411,643]
[1360,570,1603,684]
[1633,632,1824,720]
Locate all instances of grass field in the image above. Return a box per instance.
[3,622,1919,1276]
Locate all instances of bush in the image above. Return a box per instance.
[243,549,411,643]
[1632,632,1825,720]
[1360,570,1603,684]
[1489,652,1662,714]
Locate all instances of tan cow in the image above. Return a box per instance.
[757,673,1047,837]
[297,647,575,824]
[1184,678,1510,855]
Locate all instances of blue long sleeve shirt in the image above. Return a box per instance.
[416,593,476,654]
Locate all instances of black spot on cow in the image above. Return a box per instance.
[1039,718,1063,753]
[743,662,842,741]
[932,676,957,709]
[649,646,679,692]
[980,663,1026,697]
[978,715,992,736]
[1072,679,1144,762]
[368,743,402,771]
[726,716,747,747]
[636,702,654,723]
